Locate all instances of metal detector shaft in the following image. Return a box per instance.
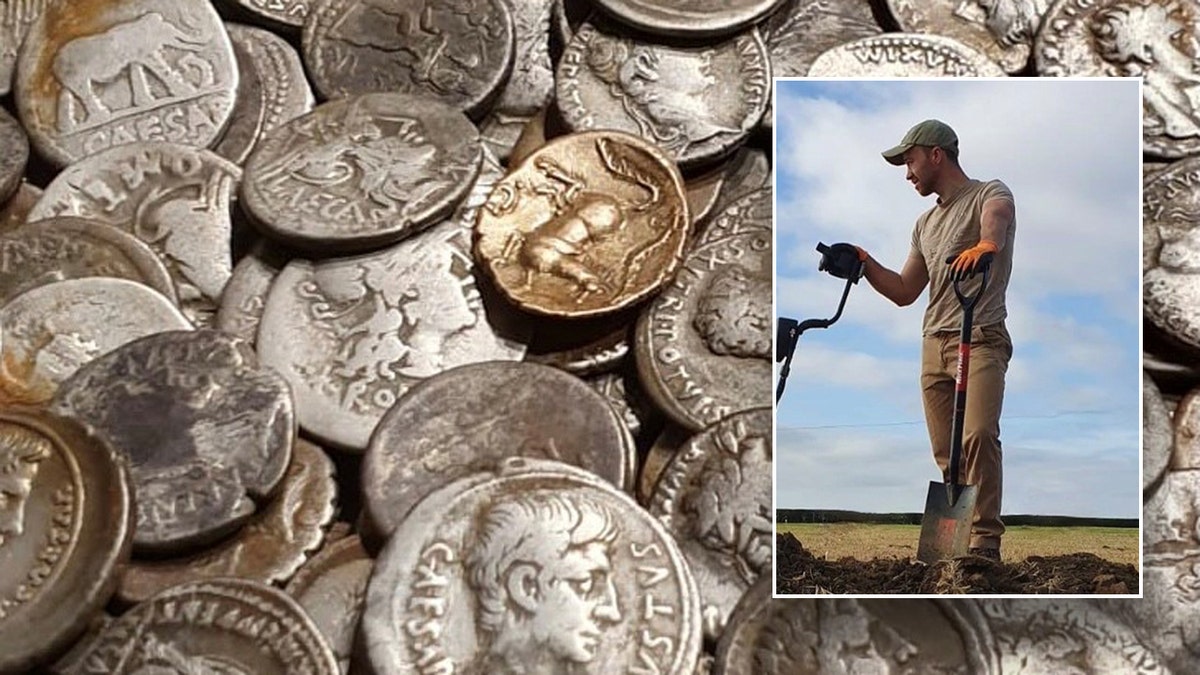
[775,270,860,403]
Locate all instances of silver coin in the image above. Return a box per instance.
[0,181,41,235]
[0,277,190,405]
[591,0,787,38]
[216,241,285,346]
[228,0,313,30]
[241,93,481,252]
[1146,372,1173,495]
[214,23,315,165]
[0,106,28,205]
[1144,158,1200,354]
[1145,469,1200,559]
[635,230,772,432]
[586,368,660,443]
[807,32,1007,76]
[696,185,771,249]
[649,408,771,642]
[0,215,177,307]
[286,535,374,675]
[494,0,555,114]
[709,147,771,221]
[28,141,240,327]
[884,0,1044,73]
[360,457,702,675]
[14,0,238,167]
[302,0,515,119]
[1101,562,1198,674]
[0,0,47,96]
[556,19,770,169]
[49,329,295,555]
[256,151,529,452]
[1035,0,1199,158]
[361,361,636,545]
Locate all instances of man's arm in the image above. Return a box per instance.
[862,251,929,307]
[980,197,1014,250]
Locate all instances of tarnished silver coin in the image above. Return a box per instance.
[360,457,703,675]
[302,0,515,119]
[650,408,771,642]
[257,151,528,451]
[807,32,1007,76]
[587,368,660,443]
[1146,372,1173,495]
[0,107,28,205]
[1144,468,1200,559]
[479,111,534,165]
[636,230,772,432]
[49,329,294,555]
[1035,0,1199,157]
[65,578,339,674]
[14,0,238,167]
[0,0,46,96]
[216,240,285,346]
[0,408,133,674]
[592,0,787,38]
[556,19,770,169]
[696,186,771,249]
[0,181,41,235]
[242,93,481,252]
[0,278,189,405]
[884,0,1043,73]
[286,534,373,674]
[228,0,313,30]
[362,361,637,545]
[28,141,240,326]
[215,23,315,165]
[495,0,555,114]
[0,216,176,306]
[1102,560,1198,674]
[639,424,689,506]
[1144,158,1200,354]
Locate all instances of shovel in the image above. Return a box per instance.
[916,253,992,564]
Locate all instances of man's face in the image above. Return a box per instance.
[528,541,623,664]
[903,146,938,197]
[0,465,38,544]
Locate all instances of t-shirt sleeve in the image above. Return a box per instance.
[909,218,924,262]
[982,180,1015,206]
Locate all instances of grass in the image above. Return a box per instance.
[777,523,1139,567]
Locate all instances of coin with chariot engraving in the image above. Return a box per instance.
[807,32,1006,76]
[884,0,1044,73]
[49,329,294,555]
[0,408,133,674]
[592,0,786,38]
[1035,0,1200,158]
[360,457,702,675]
[14,0,237,167]
[64,578,339,674]
[556,20,770,170]
[28,141,240,327]
[257,151,529,452]
[241,93,481,253]
[302,0,515,119]
[474,131,689,318]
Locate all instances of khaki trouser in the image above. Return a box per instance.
[920,322,1012,550]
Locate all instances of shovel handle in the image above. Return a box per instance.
[948,263,990,495]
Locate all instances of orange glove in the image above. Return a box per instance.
[946,240,997,281]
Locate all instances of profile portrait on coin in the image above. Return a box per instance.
[0,425,50,547]
[1091,0,1200,139]
[586,38,739,157]
[692,265,771,360]
[131,633,249,675]
[464,491,624,674]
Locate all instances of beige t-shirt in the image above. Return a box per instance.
[909,179,1015,335]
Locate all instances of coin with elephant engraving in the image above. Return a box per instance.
[241,93,481,253]
[214,23,315,165]
[361,361,636,545]
[649,408,771,642]
[257,151,529,452]
[884,0,1043,73]
[0,408,132,674]
[0,278,190,405]
[0,107,28,205]
[1145,372,1172,494]
[49,329,294,555]
[229,0,313,30]
[1034,0,1200,158]
[0,216,176,306]
[474,131,689,317]
[302,0,515,119]
[0,0,47,96]
[115,439,336,605]
[592,0,786,38]
[636,230,772,432]
[14,0,238,167]
[556,20,770,169]
[216,240,286,347]
[286,534,373,674]
[360,457,702,675]
[807,32,1006,76]
[28,141,240,326]
[65,578,339,674]
[1143,158,1200,354]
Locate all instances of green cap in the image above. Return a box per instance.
[881,119,958,165]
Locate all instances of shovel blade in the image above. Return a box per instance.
[916,481,978,564]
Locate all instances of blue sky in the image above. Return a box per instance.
[774,79,1141,519]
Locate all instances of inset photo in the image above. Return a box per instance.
[773,78,1141,596]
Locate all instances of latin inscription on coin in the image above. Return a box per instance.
[807,32,1007,76]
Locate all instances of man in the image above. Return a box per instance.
[854,119,1016,561]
